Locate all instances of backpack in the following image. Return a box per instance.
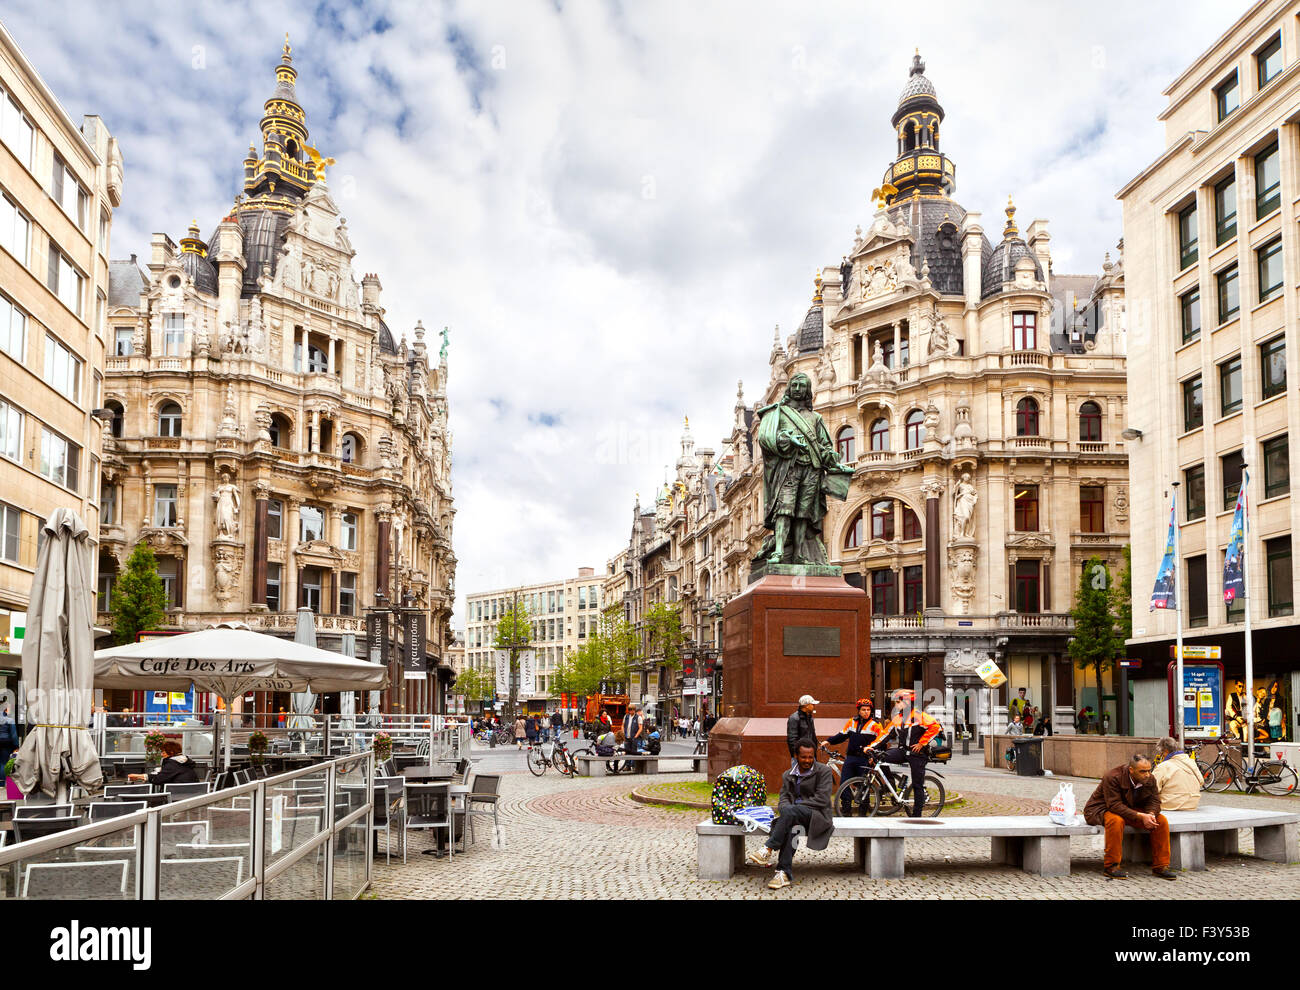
[711,765,768,825]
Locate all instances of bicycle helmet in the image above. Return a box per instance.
[856,698,873,709]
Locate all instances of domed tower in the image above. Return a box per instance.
[243,34,313,204]
[882,51,955,204]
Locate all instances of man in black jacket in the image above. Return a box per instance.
[786,695,819,755]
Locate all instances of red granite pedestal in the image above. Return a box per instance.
[707,573,872,793]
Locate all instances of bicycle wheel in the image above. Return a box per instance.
[1204,761,1236,792]
[1259,764,1298,796]
[1195,759,1215,790]
[901,775,946,817]
[874,775,907,816]
[553,751,575,777]
[835,777,875,817]
[526,748,548,777]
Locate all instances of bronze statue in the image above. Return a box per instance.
[754,373,852,565]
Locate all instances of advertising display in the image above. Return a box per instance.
[1166,661,1222,739]
[403,610,427,679]
[144,686,195,724]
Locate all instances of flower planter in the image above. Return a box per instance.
[5,776,23,800]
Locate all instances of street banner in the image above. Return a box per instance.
[519,650,537,696]
[494,650,509,696]
[365,612,388,664]
[1223,471,1248,603]
[403,610,427,679]
[975,658,1006,688]
[1150,501,1177,610]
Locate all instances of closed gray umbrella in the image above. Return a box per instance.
[288,607,317,733]
[12,509,102,800]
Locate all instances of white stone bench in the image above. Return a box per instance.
[1122,806,1300,871]
[697,816,1099,880]
[574,753,708,777]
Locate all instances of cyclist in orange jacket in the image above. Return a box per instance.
[824,698,883,814]
[867,689,942,817]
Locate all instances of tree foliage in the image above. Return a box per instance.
[112,542,168,646]
[1114,544,1133,642]
[454,664,493,702]
[644,601,686,670]
[492,599,531,716]
[1067,556,1124,735]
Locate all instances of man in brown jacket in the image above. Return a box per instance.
[1083,753,1177,880]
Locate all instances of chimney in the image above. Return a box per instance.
[362,273,383,310]
[214,215,246,330]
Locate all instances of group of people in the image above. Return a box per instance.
[1006,687,1053,736]
[1225,679,1289,743]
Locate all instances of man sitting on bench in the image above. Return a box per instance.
[746,738,834,890]
[1082,753,1177,881]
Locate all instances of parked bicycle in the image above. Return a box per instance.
[571,737,629,774]
[829,746,947,817]
[1199,739,1297,796]
[692,733,708,756]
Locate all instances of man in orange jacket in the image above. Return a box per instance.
[867,689,942,817]
[824,698,883,814]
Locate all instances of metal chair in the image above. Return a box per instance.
[461,774,501,847]
[23,859,131,898]
[13,815,81,844]
[368,778,406,864]
[159,856,244,897]
[89,800,147,821]
[164,782,210,801]
[104,783,151,799]
[14,803,75,819]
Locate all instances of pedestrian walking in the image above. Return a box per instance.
[514,714,526,750]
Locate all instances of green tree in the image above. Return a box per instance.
[1068,556,1124,735]
[111,542,168,646]
[455,665,493,703]
[597,605,640,686]
[1113,544,1133,642]
[492,599,532,718]
[644,601,686,670]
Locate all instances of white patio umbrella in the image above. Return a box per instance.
[12,509,103,800]
[288,607,318,737]
[95,627,389,767]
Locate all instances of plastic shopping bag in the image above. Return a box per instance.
[732,805,775,833]
[1048,782,1076,825]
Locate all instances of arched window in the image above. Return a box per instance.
[1079,401,1102,442]
[157,402,181,438]
[871,499,894,541]
[902,504,921,540]
[1015,397,1039,437]
[870,417,890,451]
[667,576,678,602]
[106,400,124,438]
[701,570,711,601]
[903,120,916,153]
[341,432,361,463]
[836,426,856,463]
[844,510,864,549]
[269,414,290,448]
[904,409,924,450]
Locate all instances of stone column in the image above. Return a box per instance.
[892,322,901,370]
[251,481,270,606]
[285,497,301,609]
[922,479,943,608]
[309,409,320,453]
[376,505,392,601]
[297,326,306,371]
[327,335,336,375]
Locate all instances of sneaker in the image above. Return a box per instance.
[1102,866,1129,879]
[746,847,773,866]
[767,870,791,890]
[1151,867,1178,880]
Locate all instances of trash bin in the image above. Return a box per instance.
[1013,737,1045,776]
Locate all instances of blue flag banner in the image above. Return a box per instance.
[1223,471,1248,603]
[1149,501,1176,611]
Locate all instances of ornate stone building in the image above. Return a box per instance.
[97,39,456,715]
[612,53,1131,737]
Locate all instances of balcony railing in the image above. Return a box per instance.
[97,610,368,635]
[1012,436,1049,450]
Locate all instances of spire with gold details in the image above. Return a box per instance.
[880,49,955,205]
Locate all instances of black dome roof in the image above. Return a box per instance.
[884,197,982,296]
[180,250,218,296]
[981,238,1044,298]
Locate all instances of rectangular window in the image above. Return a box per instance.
[1258,34,1283,87]
[1,90,34,168]
[153,484,178,527]
[1266,537,1293,618]
[1179,287,1200,344]
[0,399,21,461]
[163,314,184,355]
[157,558,180,609]
[339,572,357,616]
[578,617,586,639]
[871,500,895,540]
[1263,434,1289,499]
[0,195,29,266]
[1012,311,1037,350]
[1216,265,1239,323]
[0,503,19,562]
[1014,559,1040,614]
[870,569,897,616]
[114,327,133,356]
[1255,143,1281,220]
[1187,555,1208,627]
[44,334,81,402]
[1185,464,1206,521]
[1182,375,1203,431]
[39,427,79,492]
[1214,175,1237,246]
[99,211,109,256]
[267,498,282,540]
[341,511,357,551]
[1260,335,1286,400]
[1177,202,1198,269]
[1215,72,1239,122]
[1219,355,1242,416]
[903,565,923,614]
[1080,486,1104,533]
[1221,450,1244,510]
[0,294,26,359]
[46,245,84,316]
[96,572,113,612]
[299,504,324,543]
[102,484,116,526]
[1256,237,1283,302]
[51,155,88,230]
[1014,484,1039,532]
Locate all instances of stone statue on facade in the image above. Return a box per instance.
[213,472,241,537]
[753,372,853,566]
[212,545,239,605]
[953,472,978,540]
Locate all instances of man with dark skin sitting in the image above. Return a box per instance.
[1083,753,1176,880]
[746,738,835,890]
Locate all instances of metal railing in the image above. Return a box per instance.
[0,752,374,900]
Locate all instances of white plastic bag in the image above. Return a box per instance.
[733,805,775,833]
[1048,782,1076,826]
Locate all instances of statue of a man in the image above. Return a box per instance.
[213,475,241,537]
[754,372,853,565]
[953,472,978,540]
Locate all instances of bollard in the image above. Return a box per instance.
[962,733,970,756]
[489,733,496,748]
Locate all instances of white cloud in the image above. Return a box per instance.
[1,0,1248,625]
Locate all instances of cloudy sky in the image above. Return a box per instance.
[4,0,1245,625]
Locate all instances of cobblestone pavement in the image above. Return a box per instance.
[370,755,1300,899]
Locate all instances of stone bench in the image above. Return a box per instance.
[697,816,1099,880]
[1121,806,1300,871]
[574,753,708,777]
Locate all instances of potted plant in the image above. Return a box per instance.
[4,756,20,800]
[248,730,268,766]
[144,729,167,766]
[373,730,392,763]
